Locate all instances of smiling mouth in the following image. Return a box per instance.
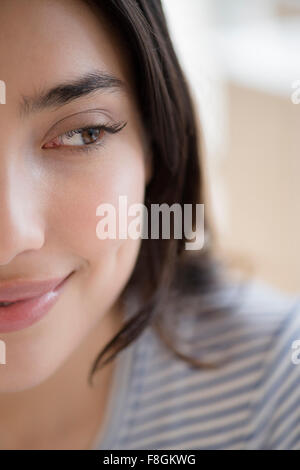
[0,270,76,333]
[0,270,75,306]
[0,301,16,307]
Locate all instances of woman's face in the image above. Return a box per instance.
[0,0,151,392]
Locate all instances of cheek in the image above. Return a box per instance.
[45,147,146,264]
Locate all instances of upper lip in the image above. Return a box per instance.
[0,273,72,303]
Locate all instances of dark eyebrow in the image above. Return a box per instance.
[19,70,126,118]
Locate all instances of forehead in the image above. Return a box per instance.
[0,0,132,104]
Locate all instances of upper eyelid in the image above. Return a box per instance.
[41,108,119,143]
[52,120,126,140]
[63,125,105,137]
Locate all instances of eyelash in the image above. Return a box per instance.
[43,120,127,155]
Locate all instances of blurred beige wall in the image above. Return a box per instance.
[207,82,300,294]
[162,0,300,295]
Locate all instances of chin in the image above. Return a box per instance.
[0,364,57,393]
[0,336,74,393]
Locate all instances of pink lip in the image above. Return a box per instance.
[0,276,70,303]
[0,272,74,333]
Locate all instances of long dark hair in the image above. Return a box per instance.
[85,0,245,385]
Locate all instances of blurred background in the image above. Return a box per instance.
[162,0,300,294]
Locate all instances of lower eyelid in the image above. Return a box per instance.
[73,140,105,151]
[55,136,107,154]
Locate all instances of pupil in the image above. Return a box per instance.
[82,128,100,144]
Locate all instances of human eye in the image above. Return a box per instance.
[42,120,127,154]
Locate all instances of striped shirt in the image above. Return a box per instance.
[91,278,300,450]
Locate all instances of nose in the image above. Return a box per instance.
[0,167,45,265]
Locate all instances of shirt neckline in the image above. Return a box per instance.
[89,330,142,450]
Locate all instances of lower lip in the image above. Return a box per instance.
[0,272,74,333]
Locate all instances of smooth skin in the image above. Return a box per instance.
[0,0,152,449]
